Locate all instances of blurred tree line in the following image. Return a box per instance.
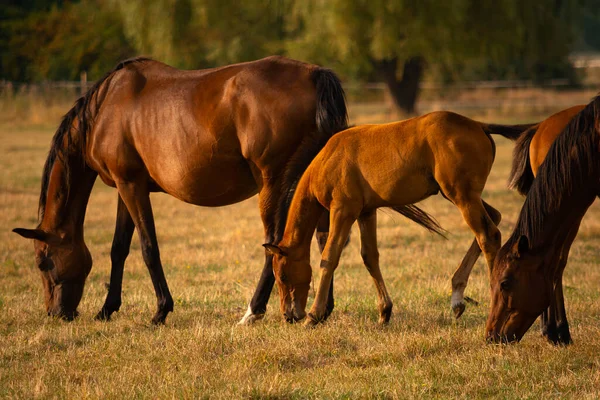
[1,0,599,113]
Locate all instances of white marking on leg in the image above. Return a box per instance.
[451,289,464,310]
[237,304,264,325]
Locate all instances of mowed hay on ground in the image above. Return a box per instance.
[1,114,600,398]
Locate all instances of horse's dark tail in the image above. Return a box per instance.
[38,57,152,220]
[391,205,447,238]
[312,68,348,135]
[481,123,539,141]
[507,125,538,195]
[273,68,348,243]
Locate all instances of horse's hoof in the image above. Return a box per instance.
[557,328,572,346]
[237,305,265,325]
[452,302,466,319]
[95,308,112,321]
[549,323,572,345]
[378,303,393,325]
[151,310,170,325]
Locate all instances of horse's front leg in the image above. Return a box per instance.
[116,181,173,325]
[96,195,135,321]
[544,219,581,344]
[316,211,336,320]
[305,206,355,327]
[238,177,281,325]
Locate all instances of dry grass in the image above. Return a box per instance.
[2,103,600,398]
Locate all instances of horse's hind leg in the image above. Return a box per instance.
[358,211,393,324]
[96,195,135,321]
[116,181,173,325]
[451,200,501,318]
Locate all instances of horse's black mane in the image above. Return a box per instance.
[502,94,600,252]
[38,57,151,220]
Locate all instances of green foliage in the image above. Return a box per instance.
[286,0,581,82]
[0,0,594,83]
[1,0,134,81]
[111,0,291,69]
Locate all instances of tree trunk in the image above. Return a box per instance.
[373,56,424,115]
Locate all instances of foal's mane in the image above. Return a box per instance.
[504,94,600,250]
[38,57,151,220]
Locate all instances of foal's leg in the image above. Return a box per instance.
[444,190,500,318]
[450,200,501,318]
[358,211,393,324]
[316,211,336,320]
[96,195,135,320]
[116,181,173,325]
[305,207,355,327]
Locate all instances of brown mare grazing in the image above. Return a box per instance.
[506,105,584,344]
[487,96,600,343]
[264,112,536,325]
[12,56,348,324]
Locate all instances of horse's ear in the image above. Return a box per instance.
[12,228,62,245]
[512,235,530,258]
[263,244,288,257]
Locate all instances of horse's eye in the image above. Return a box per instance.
[500,278,512,291]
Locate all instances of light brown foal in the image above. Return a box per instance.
[266,111,535,325]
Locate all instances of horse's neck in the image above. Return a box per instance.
[281,181,323,254]
[40,156,97,238]
[530,190,595,253]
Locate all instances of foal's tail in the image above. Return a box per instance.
[481,122,538,141]
[507,125,538,195]
[391,205,447,238]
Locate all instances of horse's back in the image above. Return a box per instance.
[530,105,585,174]
[88,57,321,205]
[309,112,493,208]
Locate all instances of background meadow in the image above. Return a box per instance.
[2,95,600,398]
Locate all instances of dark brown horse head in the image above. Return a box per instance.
[264,244,311,323]
[486,235,552,343]
[13,228,91,320]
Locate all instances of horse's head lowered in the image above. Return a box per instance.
[264,244,311,323]
[13,228,92,320]
[486,235,553,343]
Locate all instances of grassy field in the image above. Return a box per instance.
[2,103,600,398]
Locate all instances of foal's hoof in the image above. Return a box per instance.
[452,302,466,319]
[303,313,322,328]
[237,305,265,325]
